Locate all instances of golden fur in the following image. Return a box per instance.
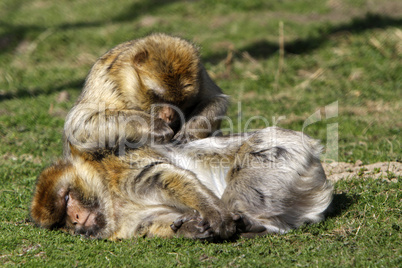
[31,127,333,240]
[64,34,228,156]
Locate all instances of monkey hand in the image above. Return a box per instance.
[172,129,201,144]
[171,210,236,241]
[197,209,237,240]
[149,119,174,144]
[170,214,215,241]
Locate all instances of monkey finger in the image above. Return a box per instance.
[194,229,214,240]
[150,120,174,143]
[170,219,184,232]
[197,219,211,233]
[175,219,214,240]
[172,131,184,141]
[152,130,174,143]
[232,213,242,221]
[171,212,203,232]
[172,130,198,144]
[195,223,211,233]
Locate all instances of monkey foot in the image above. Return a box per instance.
[234,214,267,237]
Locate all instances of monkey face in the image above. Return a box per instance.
[131,35,201,106]
[31,161,108,238]
[130,42,201,132]
[143,65,199,103]
[63,190,107,238]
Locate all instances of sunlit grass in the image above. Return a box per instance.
[0,0,400,266]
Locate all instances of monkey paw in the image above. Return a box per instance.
[149,119,174,143]
[234,214,267,238]
[171,216,214,241]
[170,212,237,241]
[197,211,237,241]
[172,130,201,144]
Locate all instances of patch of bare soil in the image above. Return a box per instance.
[323,161,401,183]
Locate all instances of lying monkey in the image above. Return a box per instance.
[30,127,333,240]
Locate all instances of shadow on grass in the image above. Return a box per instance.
[0,79,84,102]
[325,192,359,219]
[1,9,401,100]
[203,13,402,63]
[0,0,179,102]
[0,0,178,55]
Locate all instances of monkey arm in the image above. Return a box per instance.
[173,67,229,142]
[175,95,229,141]
[118,161,236,239]
[64,106,173,155]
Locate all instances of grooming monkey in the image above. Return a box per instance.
[64,33,228,155]
[31,127,333,240]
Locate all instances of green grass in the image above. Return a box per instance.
[1,0,401,266]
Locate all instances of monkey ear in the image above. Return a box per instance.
[133,50,149,66]
[30,161,71,229]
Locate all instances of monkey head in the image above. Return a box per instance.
[110,34,202,128]
[30,160,109,238]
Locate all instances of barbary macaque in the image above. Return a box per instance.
[64,33,228,156]
[31,127,333,240]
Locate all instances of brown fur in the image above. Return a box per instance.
[31,127,333,240]
[30,161,72,228]
[64,33,228,156]
[31,143,235,240]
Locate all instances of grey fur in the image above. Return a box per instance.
[159,126,333,235]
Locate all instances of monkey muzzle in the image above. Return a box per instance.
[158,105,178,125]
